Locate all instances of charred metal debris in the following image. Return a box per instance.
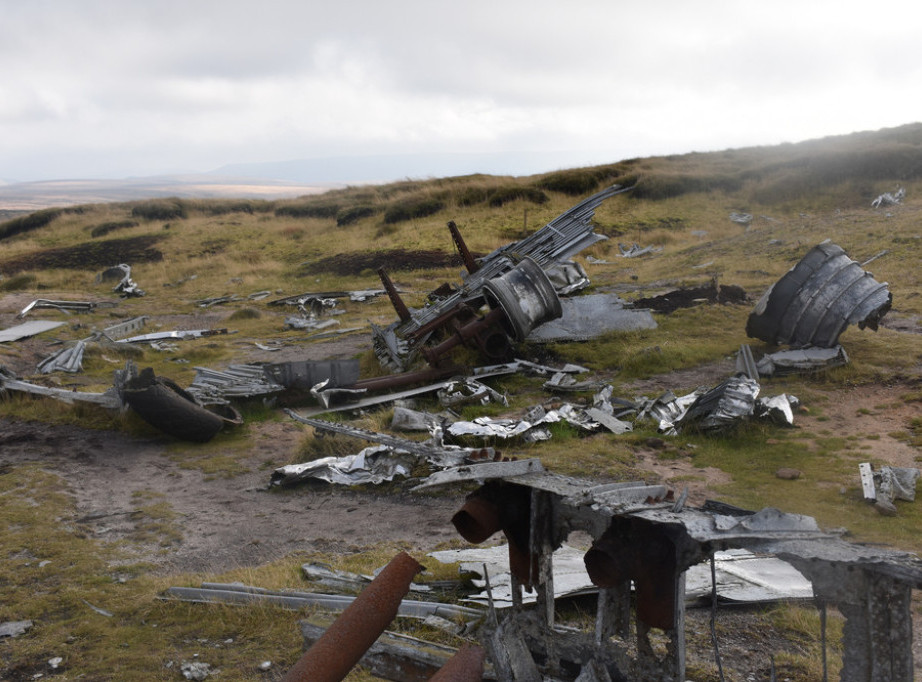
[416,467,922,681]
[369,184,652,373]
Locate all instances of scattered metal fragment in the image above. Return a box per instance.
[412,459,545,491]
[861,249,889,266]
[871,187,905,208]
[196,294,242,307]
[0,320,66,343]
[267,288,390,307]
[742,344,849,376]
[38,340,87,373]
[281,412,484,474]
[746,240,891,348]
[633,375,797,434]
[677,376,761,433]
[754,394,797,426]
[429,545,812,608]
[271,445,415,486]
[163,581,481,623]
[187,364,285,405]
[117,328,231,344]
[729,212,753,226]
[16,299,109,319]
[284,317,340,331]
[542,371,602,393]
[121,366,236,442]
[544,259,591,295]
[0,371,122,408]
[97,263,145,297]
[282,552,423,682]
[438,378,507,408]
[82,599,113,617]
[617,242,663,258]
[100,315,149,340]
[859,463,921,515]
[526,293,657,343]
[390,406,455,432]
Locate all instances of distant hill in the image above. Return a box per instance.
[210,150,597,184]
[0,175,339,212]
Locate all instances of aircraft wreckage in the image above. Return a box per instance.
[370,184,654,373]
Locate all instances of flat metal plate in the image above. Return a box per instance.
[0,320,65,343]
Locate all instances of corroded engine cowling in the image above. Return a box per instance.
[483,257,562,341]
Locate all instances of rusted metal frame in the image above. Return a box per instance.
[282,551,423,682]
[405,302,480,343]
[448,220,479,274]
[421,306,508,366]
[377,267,412,323]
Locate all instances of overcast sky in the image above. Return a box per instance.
[2,0,919,183]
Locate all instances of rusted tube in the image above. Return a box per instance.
[584,536,625,589]
[282,551,424,682]
[378,267,412,322]
[507,535,540,591]
[448,220,479,274]
[429,643,486,681]
[451,497,502,544]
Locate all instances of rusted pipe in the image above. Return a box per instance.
[506,534,540,591]
[421,306,507,366]
[452,497,502,544]
[428,643,486,681]
[282,551,424,682]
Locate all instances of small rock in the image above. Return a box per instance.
[645,437,667,450]
[775,468,801,480]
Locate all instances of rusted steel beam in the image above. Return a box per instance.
[429,644,486,681]
[350,364,462,393]
[282,551,423,682]
[448,221,479,274]
[378,267,412,323]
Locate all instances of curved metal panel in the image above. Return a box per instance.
[746,241,891,347]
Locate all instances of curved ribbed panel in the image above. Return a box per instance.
[747,241,891,347]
